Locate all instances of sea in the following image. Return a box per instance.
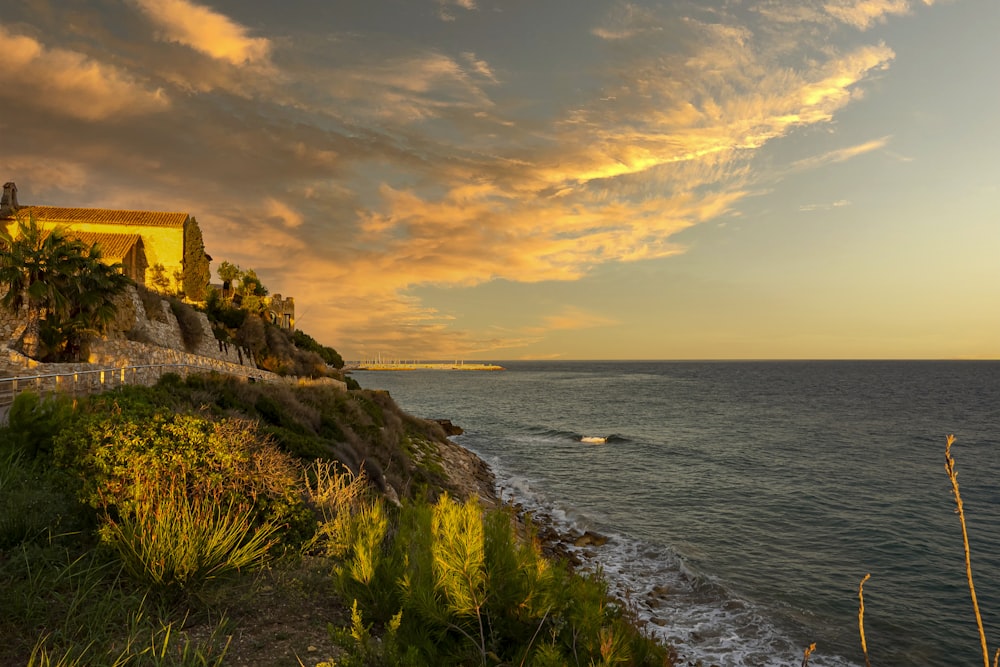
[353,361,1000,667]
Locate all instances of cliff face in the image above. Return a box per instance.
[111,286,253,366]
[0,285,260,379]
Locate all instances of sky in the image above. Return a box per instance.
[2,0,998,360]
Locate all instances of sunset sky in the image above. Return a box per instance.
[3,0,997,360]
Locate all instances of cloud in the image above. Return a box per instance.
[591,3,661,40]
[824,0,911,29]
[754,0,917,30]
[130,0,271,65]
[0,26,169,121]
[535,307,619,333]
[437,0,477,22]
[296,48,498,125]
[792,136,891,170]
[799,199,852,211]
[1,0,924,358]
[264,198,304,228]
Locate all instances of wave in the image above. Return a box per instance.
[521,426,631,444]
[468,441,860,667]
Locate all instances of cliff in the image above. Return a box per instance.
[0,284,264,381]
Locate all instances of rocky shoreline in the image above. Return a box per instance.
[435,423,610,569]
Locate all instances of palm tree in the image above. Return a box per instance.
[60,243,131,360]
[0,215,129,360]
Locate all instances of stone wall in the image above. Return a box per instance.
[0,341,274,385]
[0,284,258,377]
[0,301,28,346]
[117,286,254,367]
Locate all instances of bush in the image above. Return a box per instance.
[336,495,671,666]
[135,284,167,322]
[2,391,76,458]
[168,298,206,352]
[52,405,309,542]
[100,471,280,590]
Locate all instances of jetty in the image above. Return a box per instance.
[350,360,505,371]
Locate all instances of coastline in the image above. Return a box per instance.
[435,428,610,571]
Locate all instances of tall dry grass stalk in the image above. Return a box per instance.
[858,573,871,667]
[302,461,368,557]
[801,642,817,667]
[945,434,991,667]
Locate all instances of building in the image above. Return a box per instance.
[1,181,210,298]
[266,293,295,331]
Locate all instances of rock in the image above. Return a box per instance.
[573,530,609,547]
[433,418,464,435]
[647,585,670,601]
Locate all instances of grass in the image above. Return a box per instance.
[1,379,673,666]
[100,472,281,590]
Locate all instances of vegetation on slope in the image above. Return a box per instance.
[0,375,672,666]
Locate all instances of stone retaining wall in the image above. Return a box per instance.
[0,341,272,382]
[1,284,257,373]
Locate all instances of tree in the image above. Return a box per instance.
[0,215,130,361]
[217,260,241,300]
[182,217,211,302]
[291,329,344,368]
[239,268,268,298]
[148,263,171,293]
[60,243,132,360]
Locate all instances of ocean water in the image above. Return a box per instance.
[354,361,1000,666]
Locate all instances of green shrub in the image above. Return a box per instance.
[336,495,671,666]
[52,407,309,540]
[100,472,280,590]
[3,391,76,458]
[328,601,422,667]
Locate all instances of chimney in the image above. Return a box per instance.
[0,182,19,218]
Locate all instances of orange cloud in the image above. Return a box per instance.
[329,51,497,123]
[130,0,271,65]
[0,1,921,359]
[824,0,911,29]
[0,27,169,121]
[264,198,304,229]
[222,21,894,358]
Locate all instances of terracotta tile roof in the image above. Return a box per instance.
[65,231,141,262]
[17,205,188,228]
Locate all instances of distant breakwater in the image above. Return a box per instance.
[350,362,505,371]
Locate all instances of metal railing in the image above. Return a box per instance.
[0,362,258,410]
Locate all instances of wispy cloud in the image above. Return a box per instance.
[535,307,619,333]
[264,198,304,229]
[824,0,911,29]
[437,0,477,22]
[800,199,852,211]
[792,136,891,170]
[591,3,662,40]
